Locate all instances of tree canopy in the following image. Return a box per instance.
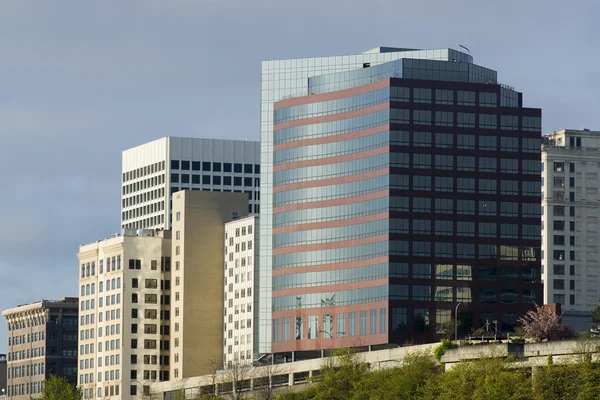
[39,376,81,400]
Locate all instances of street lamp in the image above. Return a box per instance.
[455,302,462,341]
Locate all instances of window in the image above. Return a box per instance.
[413,308,430,333]
[435,132,453,148]
[412,241,431,257]
[349,312,357,336]
[435,220,453,236]
[435,177,453,192]
[435,264,453,280]
[457,112,475,127]
[479,157,496,172]
[391,308,407,332]
[457,91,475,106]
[435,199,453,214]
[457,134,475,149]
[435,89,454,105]
[457,222,474,237]
[435,111,453,127]
[413,88,432,103]
[413,131,431,147]
[413,176,431,191]
[479,136,497,151]
[479,200,496,216]
[553,279,565,290]
[413,154,431,169]
[479,92,497,107]
[413,264,431,279]
[501,115,519,130]
[500,159,519,174]
[457,156,475,171]
[433,154,454,170]
[413,110,432,125]
[479,114,497,129]
[457,200,475,215]
[413,220,431,235]
[479,179,496,194]
[553,162,565,172]
[457,178,475,193]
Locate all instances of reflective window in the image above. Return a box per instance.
[435,286,453,302]
[457,90,475,106]
[457,134,475,149]
[435,132,453,148]
[457,112,475,128]
[435,89,454,105]
[413,88,432,104]
[435,264,453,280]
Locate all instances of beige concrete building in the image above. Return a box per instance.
[170,191,248,379]
[223,216,259,368]
[2,298,79,400]
[542,128,600,331]
[77,230,172,400]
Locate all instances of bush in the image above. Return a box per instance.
[434,339,458,361]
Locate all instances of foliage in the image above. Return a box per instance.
[39,376,81,400]
[518,303,575,342]
[434,339,458,362]
[273,341,600,400]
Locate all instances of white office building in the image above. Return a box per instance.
[77,229,172,400]
[122,137,260,230]
[223,216,259,367]
[542,129,600,330]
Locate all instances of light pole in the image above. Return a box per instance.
[455,302,462,341]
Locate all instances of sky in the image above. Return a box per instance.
[0,0,599,352]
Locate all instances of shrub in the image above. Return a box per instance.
[434,338,458,361]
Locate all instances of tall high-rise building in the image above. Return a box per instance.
[122,137,260,231]
[170,191,248,379]
[77,229,172,400]
[223,216,259,367]
[2,298,79,400]
[258,47,479,355]
[542,129,600,331]
[262,47,542,357]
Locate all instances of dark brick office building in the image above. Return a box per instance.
[2,298,79,399]
[269,53,542,356]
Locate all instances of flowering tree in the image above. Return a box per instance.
[518,303,574,342]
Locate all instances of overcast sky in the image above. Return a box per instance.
[0,0,598,352]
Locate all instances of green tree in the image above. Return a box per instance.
[353,350,439,400]
[39,376,81,400]
[434,353,532,400]
[309,348,369,400]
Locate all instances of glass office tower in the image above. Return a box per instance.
[259,47,474,357]
[267,54,542,356]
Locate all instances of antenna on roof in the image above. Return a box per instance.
[459,45,471,56]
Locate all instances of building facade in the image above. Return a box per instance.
[122,137,260,231]
[223,216,259,367]
[170,191,249,379]
[2,298,79,399]
[259,47,484,355]
[269,54,542,356]
[77,230,172,400]
[542,129,600,331]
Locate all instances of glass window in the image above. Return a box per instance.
[391,308,407,332]
[349,312,357,336]
[435,177,453,192]
[435,220,453,236]
[435,286,453,302]
[336,313,345,337]
[479,157,496,172]
[501,115,519,130]
[479,114,497,129]
[413,88,432,103]
[435,264,453,280]
[457,91,475,106]
[479,92,497,107]
[435,242,453,258]
[413,241,431,257]
[479,179,497,194]
[435,111,454,127]
[457,178,475,193]
[170,160,179,170]
[436,309,451,333]
[479,200,496,216]
[435,154,453,170]
[435,199,453,214]
[413,286,431,301]
[360,311,367,336]
[413,131,432,147]
[202,162,211,172]
[413,308,430,333]
[457,156,475,171]
[192,161,201,171]
[413,176,432,191]
[435,132,453,148]
[457,222,474,237]
[457,134,475,149]
[479,222,496,238]
[456,265,472,281]
[412,198,431,213]
[413,220,431,235]
[435,89,454,105]
[413,154,432,169]
[457,112,475,128]
[413,263,431,279]
[413,110,432,125]
[479,135,497,151]
[457,200,475,215]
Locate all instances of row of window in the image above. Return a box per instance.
[123,160,166,182]
[122,174,165,196]
[8,331,45,346]
[123,189,165,208]
[274,241,540,270]
[8,362,46,379]
[170,160,259,174]
[170,174,260,187]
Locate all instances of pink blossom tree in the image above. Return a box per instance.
[518,304,575,342]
